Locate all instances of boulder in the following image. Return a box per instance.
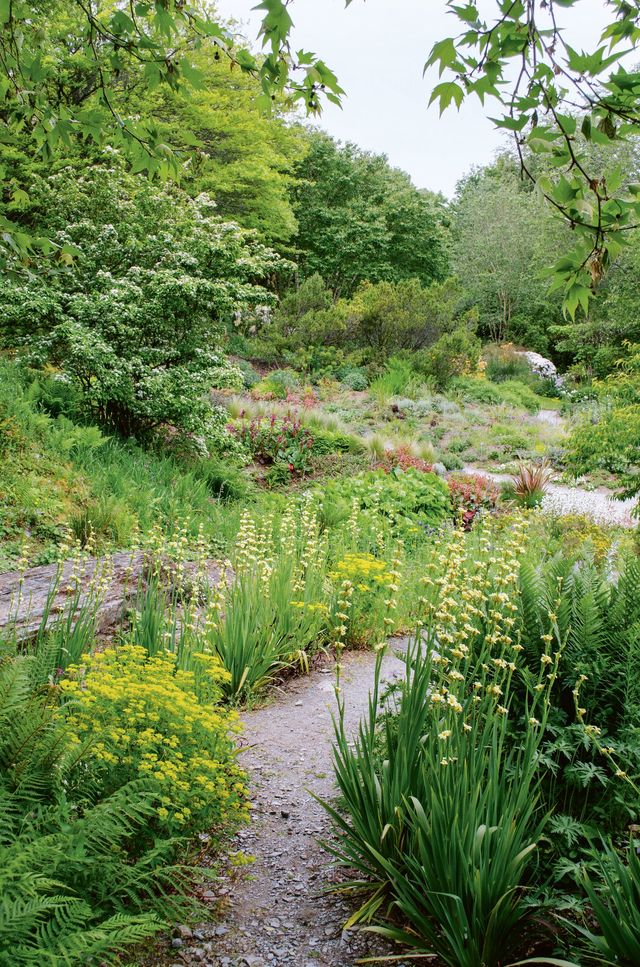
[515,350,564,388]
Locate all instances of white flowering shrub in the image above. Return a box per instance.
[2,158,292,442]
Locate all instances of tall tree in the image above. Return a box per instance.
[0,0,340,269]
[132,47,306,244]
[452,155,565,349]
[290,132,449,297]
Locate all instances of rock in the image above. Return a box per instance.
[0,551,230,641]
[433,462,447,477]
[515,350,564,388]
[170,937,184,949]
[175,924,193,940]
[280,809,290,819]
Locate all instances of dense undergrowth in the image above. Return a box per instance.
[327,519,640,966]
[2,319,639,964]
[1,2,640,958]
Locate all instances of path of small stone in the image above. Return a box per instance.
[166,648,411,967]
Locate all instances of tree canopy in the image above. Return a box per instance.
[4,0,640,312]
[290,132,449,297]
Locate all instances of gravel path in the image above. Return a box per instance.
[164,648,413,967]
[462,466,638,527]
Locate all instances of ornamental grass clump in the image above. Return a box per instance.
[577,839,640,965]
[324,516,565,966]
[205,497,331,698]
[510,460,553,508]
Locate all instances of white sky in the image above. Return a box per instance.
[216,0,614,197]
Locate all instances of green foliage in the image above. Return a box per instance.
[324,519,551,965]
[346,277,468,355]
[566,350,640,501]
[205,501,330,698]
[290,132,449,297]
[450,376,503,406]
[0,1,339,269]
[484,342,541,385]
[552,236,640,379]
[0,360,250,569]
[426,1,640,315]
[369,357,419,402]
[322,468,451,541]
[578,841,640,965]
[453,158,565,345]
[451,375,541,412]
[414,327,482,389]
[340,368,369,391]
[134,46,306,244]
[274,274,335,343]
[0,653,184,964]
[253,369,300,400]
[2,162,289,441]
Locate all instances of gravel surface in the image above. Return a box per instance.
[540,484,638,526]
[160,647,419,967]
[462,466,638,527]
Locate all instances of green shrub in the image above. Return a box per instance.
[347,278,473,356]
[566,355,640,501]
[414,327,482,389]
[254,368,300,399]
[498,379,541,412]
[210,365,244,391]
[311,427,365,455]
[441,452,464,470]
[234,358,261,389]
[451,375,540,411]
[7,164,288,441]
[450,376,503,405]
[322,468,451,540]
[341,368,369,391]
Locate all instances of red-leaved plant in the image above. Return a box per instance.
[374,446,434,474]
[234,413,316,476]
[448,473,501,529]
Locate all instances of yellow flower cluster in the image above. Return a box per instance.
[60,644,249,833]
[415,515,559,755]
[289,600,329,613]
[328,552,393,589]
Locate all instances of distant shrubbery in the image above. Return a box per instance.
[451,376,540,411]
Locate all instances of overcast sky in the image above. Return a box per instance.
[216,0,612,198]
